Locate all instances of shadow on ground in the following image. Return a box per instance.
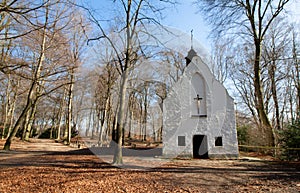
[49,147,162,157]
[0,144,299,192]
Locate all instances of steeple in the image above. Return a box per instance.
[191,29,194,49]
[185,29,198,66]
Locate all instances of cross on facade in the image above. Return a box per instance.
[194,94,203,115]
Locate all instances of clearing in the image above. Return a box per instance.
[0,139,299,193]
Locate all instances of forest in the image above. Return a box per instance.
[0,0,299,163]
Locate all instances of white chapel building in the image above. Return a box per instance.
[162,47,239,159]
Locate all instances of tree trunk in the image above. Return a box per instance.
[22,107,32,141]
[292,32,300,121]
[269,36,281,132]
[122,102,130,145]
[139,102,143,140]
[24,101,38,141]
[269,60,280,157]
[2,74,11,139]
[63,112,68,139]
[143,86,148,141]
[253,39,274,147]
[3,101,32,150]
[98,95,110,146]
[270,61,280,129]
[106,100,113,143]
[56,88,67,140]
[158,99,163,142]
[96,112,100,135]
[91,106,97,139]
[113,69,129,165]
[128,110,133,139]
[66,70,74,144]
[86,104,93,137]
[6,79,19,139]
[152,115,156,142]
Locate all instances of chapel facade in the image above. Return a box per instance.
[162,48,239,159]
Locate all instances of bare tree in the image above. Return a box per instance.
[3,2,50,150]
[0,0,50,41]
[158,49,186,87]
[292,29,300,121]
[211,38,234,84]
[83,0,176,164]
[95,61,119,146]
[195,0,292,146]
[3,0,88,149]
[262,19,292,132]
[64,10,89,144]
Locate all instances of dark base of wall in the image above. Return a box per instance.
[162,153,239,160]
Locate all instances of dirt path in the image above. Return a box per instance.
[0,139,75,164]
[0,138,75,152]
[0,139,299,193]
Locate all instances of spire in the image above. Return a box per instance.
[185,29,198,66]
[191,29,194,49]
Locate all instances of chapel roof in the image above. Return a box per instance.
[185,48,198,66]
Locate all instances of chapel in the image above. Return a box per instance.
[162,47,239,159]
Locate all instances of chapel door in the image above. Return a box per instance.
[193,135,208,159]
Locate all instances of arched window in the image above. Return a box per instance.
[191,73,207,116]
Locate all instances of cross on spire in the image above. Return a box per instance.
[191,29,194,49]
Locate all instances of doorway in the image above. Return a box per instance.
[193,135,208,159]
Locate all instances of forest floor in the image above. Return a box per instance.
[0,138,299,193]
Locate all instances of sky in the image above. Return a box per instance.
[83,0,300,58]
[80,0,300,111]
[83,0,211,54]
[162,0,211,49]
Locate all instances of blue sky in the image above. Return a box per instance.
[163,0,210,48]
[81,0,300,108]
[84,0,211,50]
[83,0,300,57]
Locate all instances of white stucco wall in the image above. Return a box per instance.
[163,56,239,158]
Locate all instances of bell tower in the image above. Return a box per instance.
[185,29,198,66]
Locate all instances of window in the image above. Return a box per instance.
[178,136,186,146]
[215,137,223,146]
